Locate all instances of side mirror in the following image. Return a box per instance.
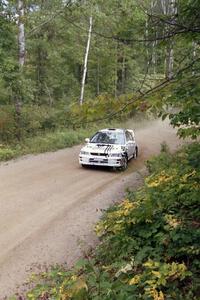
[85,138,90,143]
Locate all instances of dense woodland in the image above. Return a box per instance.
[0,0,199,149]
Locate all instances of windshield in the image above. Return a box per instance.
[90,131,125,145]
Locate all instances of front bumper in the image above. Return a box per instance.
[79,155,123,167]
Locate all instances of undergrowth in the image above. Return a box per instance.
[0,121,114,161]
[0,128,96,161]
[11,142,200,300]
[0,114,149,162]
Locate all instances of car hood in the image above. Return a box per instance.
[81,143,125,154]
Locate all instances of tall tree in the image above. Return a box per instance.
[80,16,93,105]
[18,0,25,67]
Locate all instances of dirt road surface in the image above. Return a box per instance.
[0,120,183,299]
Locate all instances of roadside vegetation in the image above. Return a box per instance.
[12,142,199,300]
[0,95,139,162]
[0,127,95,161]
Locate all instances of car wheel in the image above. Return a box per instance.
[121,156,128,171]
[81,164,88,168]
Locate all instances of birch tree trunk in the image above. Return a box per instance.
[160,0,167,15]
[165,0,176,80]
[151,1,157,75]
[18,0,25,67]
[121,52,126,94]
[114,41,119,98]
[145,13,149,58]
[192,41,197,75]
[15,0,25,115]
[80,16,93,106]
[96,57,100,96]
[14,0,25,140]
[166,42,174,79]
[160,0,167,75]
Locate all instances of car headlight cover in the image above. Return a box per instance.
[110,153,122,157]
[80,150,89,155]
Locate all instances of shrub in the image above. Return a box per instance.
[0,106,17,143]
[0,147,16,161]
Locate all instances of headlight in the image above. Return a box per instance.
[80,151,89,155]
[110,153,122,157]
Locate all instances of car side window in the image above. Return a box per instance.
[126,131,134,142]
[125,131,130,142]
[128,132,134,141]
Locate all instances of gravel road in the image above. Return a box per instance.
[0,120,183,299]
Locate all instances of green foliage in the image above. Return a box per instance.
[0,147,17,161]
[147,73,200,139]
[18,143,200,299]
[146,142,172,173]
[166,75,200,139]
[21,128,96,154]
[0,127,97,162]
[1,112,143,161]
[69,93,137,128]
[0,92,138,146]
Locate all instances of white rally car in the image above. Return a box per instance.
[79,128,138,170]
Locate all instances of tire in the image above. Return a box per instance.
[121,156,128,171]
[81,164,88,168]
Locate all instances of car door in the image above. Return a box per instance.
[125,131,134,159]
[129,131,136,157]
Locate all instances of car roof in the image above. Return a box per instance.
[100,128,125,133]
[100,128,135,134]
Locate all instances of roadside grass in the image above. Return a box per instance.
[11,142,200,300]
[0,126,102,162]
[20,128,98,153]
[0,130,87,161]
[0,126,99,162]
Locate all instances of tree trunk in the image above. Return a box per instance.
[80,16,93,106]
[18,0,25,67]
[114,42,118,98]
[166,41,174,79]
[192,41,197,75]
[160,0,167,15]
[14,0,25,140]
[121,52,126,94]
[151,1,157,74]
[145,13,149,59]
[96,57,100,96]
[165,0,176,79]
